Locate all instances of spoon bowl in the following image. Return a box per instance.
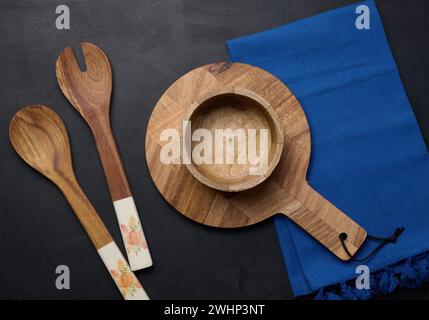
[9,105,72,183]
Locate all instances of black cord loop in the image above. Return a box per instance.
[339,227,405,262]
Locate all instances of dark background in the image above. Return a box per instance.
[0,0,428,300]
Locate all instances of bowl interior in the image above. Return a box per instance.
[184,90,283,192]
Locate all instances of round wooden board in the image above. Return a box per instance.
[145,62,367,260]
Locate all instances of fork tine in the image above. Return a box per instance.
[55,47,84,106]
[81,42,112,78]
[56,47,82,75]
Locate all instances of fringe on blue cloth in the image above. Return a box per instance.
[315,253,429,300]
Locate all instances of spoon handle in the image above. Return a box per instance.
[280,183,367,261]
[57,175,149,300]
[89,120,152,271]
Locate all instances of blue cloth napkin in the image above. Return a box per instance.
[227,0,429,299]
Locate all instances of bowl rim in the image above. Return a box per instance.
[182,87,284,192]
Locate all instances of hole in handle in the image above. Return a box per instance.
[339,232,348,241]
[339,227,404,262]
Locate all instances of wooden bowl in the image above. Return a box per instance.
[183,88,284,192]
[146,63,367,260]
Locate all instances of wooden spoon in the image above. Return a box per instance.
[9,105,149,300]
[55,42,152,271]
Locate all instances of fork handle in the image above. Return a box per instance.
[90,120,153,271]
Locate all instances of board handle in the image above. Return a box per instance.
[280,183,367,261]
[91,120,153,271]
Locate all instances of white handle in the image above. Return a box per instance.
[98,241,150,300]
[113,196,153,271]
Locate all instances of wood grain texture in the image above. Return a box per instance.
[9,105,112,249]
[56,43,153,271]
[183,87,284,192]
[55,42,130,201]
[146,62,368,260]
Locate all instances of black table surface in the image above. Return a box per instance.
[0,0,428,300]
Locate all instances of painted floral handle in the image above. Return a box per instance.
[60,176,150,299]
[99,241,149,300]
[113,197,153,270]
